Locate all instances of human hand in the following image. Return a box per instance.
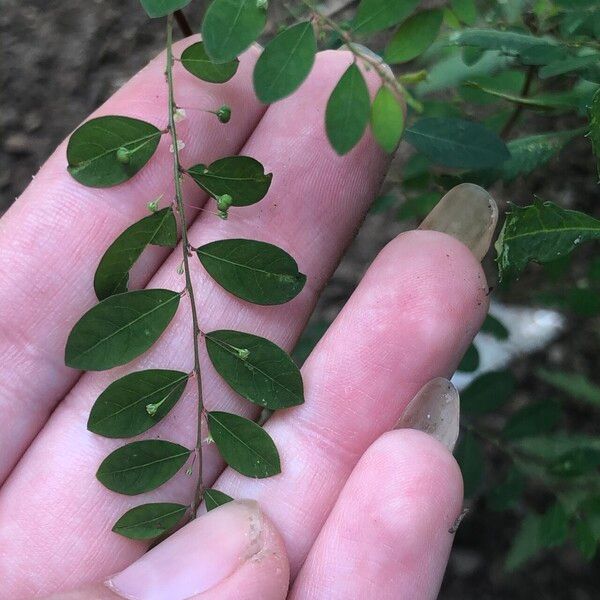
[0,39,495,599]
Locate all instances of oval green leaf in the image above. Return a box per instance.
[196,238,306,305]
[351,0,420,35]
[113,502,187,539]
[450,0,477,26]
[180,41,239,83]
[65,289,180,371]
[88,369,189,438]
[253,21,317,104]
[67,116,162,188]
[370,85,404,153]
[139,0,191,17]
[205,330,303,409]
[326,63,371,156]
[384,9,443,64]
[97,440,190,495]
[94,208,177,300]
[207,411,280,478]
[202,0,266,63]
[204,488,234,511]
[187,157,272,206]
[404,117,510,169]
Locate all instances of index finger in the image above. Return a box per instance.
[0,37,266,483]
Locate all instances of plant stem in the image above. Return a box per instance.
[501,65,535,139]
[166,13,204,518]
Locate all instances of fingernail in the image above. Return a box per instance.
[418,183,498,261]
[106,500,264,600]
[396,378,460,451]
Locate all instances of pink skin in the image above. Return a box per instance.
[0,40,487,600]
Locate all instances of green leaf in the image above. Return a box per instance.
[495,200,600,279]
[481,314,509,340]
[461,370,515,415]
[455,431,485,497]
[457,343,479,372]
[94,208,177,300]
[404,118,510,169]
[139,0,191,17]
[505,514,544,571]
[384,10,443,64]
[96,440,190,495]
[65,289,180,371]
[397,192,440,220]
[202,0,266,63]
[503,400,561,440]
[204,488,234,511]
[197,238,306,305]
[574,518,597,560]
[488,467,524,511]
[88,370,189,438]
[67,116,162,188]
[540,53,600,79]
[548,447,600,478]
[351,0,420,35]
[180,41,239,83]
[536,368,600,407]
[325,64,371,155]
[207,411,281,478]
[112,502,187,539]
[462,81,572,111]
[370,85,404,153]
[205,330,303,409]
[253,21,316,103]
[450,28,557,57]
[590,88,600,178]
[187,157,272,206]
[540,503,569,548]
[459,71,525,106]
[450,0,477,26]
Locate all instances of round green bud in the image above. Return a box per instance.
[116,146,131,164]
[216,193,233,212]
[216,105,231,123]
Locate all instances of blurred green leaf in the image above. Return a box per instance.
[204,488,234,511]
[590,88,600,177]
[459,70,525,105]
[139,0,191,18]
[540,503,569,548]
[205,329,304,409]
[88,370,189,438]
[537,368,600,407]
[208,411,281,478]
[67,116,161,188]
[181,41,239,83]
[351,0,419,35]
[462,370,515,415]
[450,0,477,26]
[488,467,524,511]
[458,343,480,372]
[404,118,510,169]
[370,193,397,214]
[197,238,306,305]
[574,518,597,560]
[97,440,190,495]
[397,192,440,220]
[188,157,272,206]
[65,289,180,371]
[384,10,443,64]
[94,208,177,300]
[481,314,509,340]
[503,400,561,440]
[450,28,557,57]
[202,0,266,63]
[113,502,187,539]
[549,447,600,478]
[455,431,485,496]
[325,64,371,155]
[540,53,600,79]
[505,513,544,571]
[370,85,405,153]
[253,22,316,103]
[495,200,600,279]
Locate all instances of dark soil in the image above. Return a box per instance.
[1,1,599,598]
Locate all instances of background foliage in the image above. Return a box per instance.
[1,0,600,597]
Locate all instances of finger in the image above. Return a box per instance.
[290,429,463,600]
[213,228,490,574]
[0,37,266,483]
[44,500,289,600]
[0,50,389,596]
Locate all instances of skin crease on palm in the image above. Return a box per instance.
[0,37,493,600]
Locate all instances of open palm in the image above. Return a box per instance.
[0,40,490,599]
